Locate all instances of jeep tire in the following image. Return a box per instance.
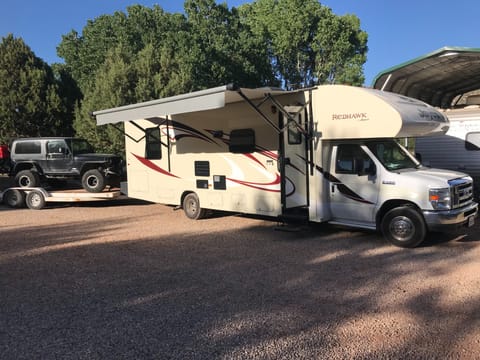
[81,169,105,193]
[15,170,40,188]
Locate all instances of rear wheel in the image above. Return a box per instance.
[183,193,207,220]
[25,190,46,210]
[3,189,25,208]
[381,206,426,248]
[81,169,105,193]
[15,170,40,187]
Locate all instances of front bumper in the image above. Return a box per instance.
[423,202,478,231]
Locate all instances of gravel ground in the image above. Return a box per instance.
[1,190,480,359]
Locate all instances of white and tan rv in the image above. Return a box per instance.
[94,84,478,248]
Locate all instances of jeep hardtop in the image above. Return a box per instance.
[9,137,123,193]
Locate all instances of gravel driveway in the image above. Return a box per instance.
[1,198,479,359]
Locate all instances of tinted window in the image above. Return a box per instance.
[229,129,255,153]
[15,141,41,154]
[336,144,373,174]
[145,127,161,159]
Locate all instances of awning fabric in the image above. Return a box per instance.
[93,84,292,125]
[372,47,480,108]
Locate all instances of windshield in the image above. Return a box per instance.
[366,140,419,171]
[69,139,94,154]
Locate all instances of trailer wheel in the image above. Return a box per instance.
[81,169,105,193]
[381,206,426,248]
[25,190,46,210]
[3,189,25,208]
[15,170,40,187]
[183,193,207,220]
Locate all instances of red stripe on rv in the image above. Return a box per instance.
[132,153,180,178]
[226,173,281,192]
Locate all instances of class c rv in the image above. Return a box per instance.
[93,84,478,248]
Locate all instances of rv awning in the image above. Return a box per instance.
[93,84,294,125]
[372,47,480,108]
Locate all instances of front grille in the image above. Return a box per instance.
[449,178,474,209]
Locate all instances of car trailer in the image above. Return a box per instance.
[0,187,123,210]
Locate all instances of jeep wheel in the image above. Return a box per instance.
[15,170,40,188]
[3,189,25,208]
[82,169,105,193]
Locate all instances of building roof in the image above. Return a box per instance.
[372,47,480,108]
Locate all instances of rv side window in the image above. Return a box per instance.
[465,132,480,151]
[288,114,302,145]
[145,127,162,159]
[336,144,372,174]
[229,129,255,153]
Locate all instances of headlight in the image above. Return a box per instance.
[429,188,451,210]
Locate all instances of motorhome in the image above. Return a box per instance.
[93,84,478,248]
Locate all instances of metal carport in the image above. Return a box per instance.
[372,47,480,108]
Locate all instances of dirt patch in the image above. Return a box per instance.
[1,200,479,359]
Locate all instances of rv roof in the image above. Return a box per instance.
[372,47,480,108]
[93,84,296,125]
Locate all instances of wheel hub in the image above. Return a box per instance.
[389,216,414,242]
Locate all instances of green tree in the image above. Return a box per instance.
[239,0,367,88]
[0,34,72,144]
[75,46,135,154]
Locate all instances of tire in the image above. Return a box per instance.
[25,190,46,210]
[3,189,25,208]
[381,206,426,248]
[81,169,105,193]
[15,170,40,187]
[183,192,207,220]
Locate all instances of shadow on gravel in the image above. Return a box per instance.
[1,208,479,359]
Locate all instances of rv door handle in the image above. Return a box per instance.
[284,157,291,165]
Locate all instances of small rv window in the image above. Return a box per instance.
[145,127,161,159]
[466,132,480,151]
[229,129,255,153]
[288,114,302,145]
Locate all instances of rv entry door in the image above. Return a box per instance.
[280,109,309,211]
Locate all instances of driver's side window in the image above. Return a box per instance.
[47,140,68,155]
[336,144,372,174]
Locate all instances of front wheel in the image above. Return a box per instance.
[381,206,426,248]
[81,169,106,193]
[183,193,207,220]
[25,190,46,210]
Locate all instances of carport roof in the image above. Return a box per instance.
[372,47,480,108]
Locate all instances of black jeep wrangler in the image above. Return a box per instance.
[9,137,124,193]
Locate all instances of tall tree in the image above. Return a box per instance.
[0,34,72,144]
[239,0,367,88]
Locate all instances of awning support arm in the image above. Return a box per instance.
[236,89,281,133]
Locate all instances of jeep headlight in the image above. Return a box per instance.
[429,188,451,210]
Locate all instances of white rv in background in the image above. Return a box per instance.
[94,84,477,248]
[416,95,480,199]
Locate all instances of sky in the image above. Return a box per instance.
[1,0,479,86]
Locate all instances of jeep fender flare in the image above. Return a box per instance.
[13,162,43,176]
